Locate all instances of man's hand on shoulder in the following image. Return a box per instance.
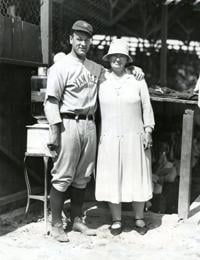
[127,65,145,81]
[133,66,145,81]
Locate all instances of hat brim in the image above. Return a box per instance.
[102,53,133,63]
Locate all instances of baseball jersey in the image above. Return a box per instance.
[45,53,103,118]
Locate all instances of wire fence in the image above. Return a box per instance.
[51,0,200,89]
[0,0,40,25]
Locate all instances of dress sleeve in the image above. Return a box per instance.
[140,80,155,129]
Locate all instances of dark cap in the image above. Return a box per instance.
[71,20,93,37]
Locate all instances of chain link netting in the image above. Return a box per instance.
[52,0,200,89]
[0,0,40,25]
[52,0,111,54]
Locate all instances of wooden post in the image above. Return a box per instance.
[178,109,194,220]
[40,0,52,65]
[160,3,168,87]
[43,156,49,234]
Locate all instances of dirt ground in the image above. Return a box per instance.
[0,198,200,260]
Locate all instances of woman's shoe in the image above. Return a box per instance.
[134,219,148,235]
[110,220,122,236]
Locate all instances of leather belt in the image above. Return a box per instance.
[61,113,94,121]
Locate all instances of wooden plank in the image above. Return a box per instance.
[12,18,23,59]
[0,57,44,67]
[0,15,4,57]
[0,187,42,207]
[40,0,52,65]
[1,15,12,58]
[22,21,42,62]
[178,109,194,220]
[110,2,133,26]
[0,14,43,64]
[160,3,168,87]
[151,96,198,105]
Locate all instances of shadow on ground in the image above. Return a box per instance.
[0,201,45,236]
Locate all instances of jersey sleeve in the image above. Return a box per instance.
[98,66,107,85]
[44,97,62,125]
[45,63,66,102]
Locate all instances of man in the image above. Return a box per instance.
[44,20,144,242]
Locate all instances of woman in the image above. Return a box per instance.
[95,39,155,235]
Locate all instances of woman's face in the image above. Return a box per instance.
[109,54,128,74]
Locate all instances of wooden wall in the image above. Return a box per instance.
[0,63,36,198]
[0,8,48,212]
[0,15,42,63]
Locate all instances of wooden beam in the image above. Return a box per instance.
[110,1,133,26]
[86,0,108,13]
[160,3,168,87]
[146,5,180,38]
[66,4,111,28]
[40,0,52,65]
[178,109,194,220]
[67,0,134,28]
[176,20,194,42]
[116,24,139,37]
[0,187,42,207]
[108,0,119,20]
[0,57,44,67]
[109,0,119,9]
[151,96,197,105]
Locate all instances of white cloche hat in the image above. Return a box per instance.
[102,39,133,63]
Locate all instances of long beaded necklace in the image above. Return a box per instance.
[110,72,127,95]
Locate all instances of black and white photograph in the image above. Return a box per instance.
[0,0,200,259]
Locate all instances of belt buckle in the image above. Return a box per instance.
[75,114,79,120]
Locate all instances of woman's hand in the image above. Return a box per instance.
[143,132,153,150]
[47,124,60,151]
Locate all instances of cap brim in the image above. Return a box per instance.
[72,29,92,37]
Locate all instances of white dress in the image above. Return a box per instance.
[95,72,155,203]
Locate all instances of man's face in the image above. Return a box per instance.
[70,31,91,59]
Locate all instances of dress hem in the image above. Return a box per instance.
[95,194,153,204]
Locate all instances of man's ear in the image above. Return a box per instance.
[69,35,73,45]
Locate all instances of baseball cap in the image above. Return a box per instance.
[71,20,93,37]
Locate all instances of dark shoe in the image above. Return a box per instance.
[134,219,148,235]
[110,220,122,236]
[51,223,69,242]
[72,217,96,236]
